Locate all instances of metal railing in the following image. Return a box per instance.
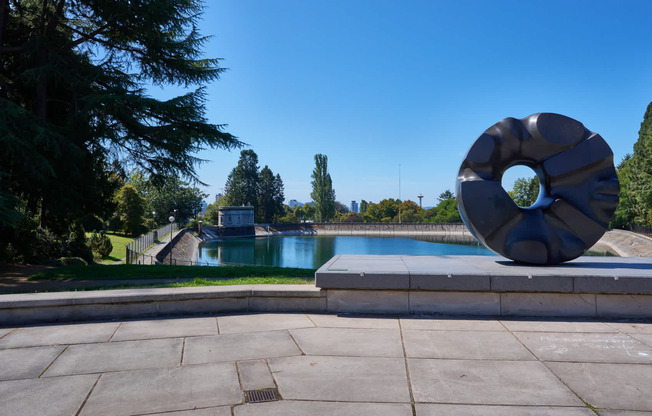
[629,224,652,237]
[126,222,179,264]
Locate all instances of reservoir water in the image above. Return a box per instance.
[198,235,494,269]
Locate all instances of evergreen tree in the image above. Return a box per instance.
[360,200,368,214]
[223,149,259,207]
[438,189,454,202]
[628,102,652,226]
[610,155,636,229]
[310,154,335,222]
[0,0,241,251]
[257,166,285,223]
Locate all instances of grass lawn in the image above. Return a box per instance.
[86,232,135,264]
[77,276,315,291]
[29,264,316,281]
[25,264,316,291]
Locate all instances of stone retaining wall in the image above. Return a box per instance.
[254,222,470,236]
[158,230,201,265]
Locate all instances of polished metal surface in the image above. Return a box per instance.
[456,113,619,264]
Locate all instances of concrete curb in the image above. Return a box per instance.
[0,285,326,325]
[2,283,651,325]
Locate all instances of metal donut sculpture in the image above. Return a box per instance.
[456,113,620,264]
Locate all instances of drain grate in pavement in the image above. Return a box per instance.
[245,389,279,403]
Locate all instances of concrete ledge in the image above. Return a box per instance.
[1,284,651,324]
[0,285,327,325]
[316,255,652,294]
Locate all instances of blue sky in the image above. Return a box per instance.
[161,0,652,208]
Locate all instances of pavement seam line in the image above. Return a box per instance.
[179,337,186,366]
[74,374,102,416]
[399,256,411,312]
[287,329,306,355]
[398,319,417,416]
[235,361,244,391]
[0,328,18,340]
[264,358,280,391]
[539,361,601,415]
[305,313,318,327]
[494,320,549,363]
[108,321,123,342]
[216,316,221,335]
[593,293,598,317]
[38,345,68,378]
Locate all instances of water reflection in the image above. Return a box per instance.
[199,235,494,269]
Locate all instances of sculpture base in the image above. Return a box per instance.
[315,255,652,318]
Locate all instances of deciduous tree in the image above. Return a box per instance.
[310,154,335,222]
[509,177,540,207]
[113,184,146,236]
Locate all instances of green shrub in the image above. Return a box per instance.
[58,257,88,266]
[65,222,93,263]
[89,232,113,259]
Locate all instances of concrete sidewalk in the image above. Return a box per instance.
[1,313,651,415]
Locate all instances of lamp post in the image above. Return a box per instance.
[398,163,401,224]
[152,211,156,230]
[168,213,175,265]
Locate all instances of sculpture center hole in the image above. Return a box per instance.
[502,165,541,208]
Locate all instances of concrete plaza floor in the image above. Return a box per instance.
[1,313,651,416]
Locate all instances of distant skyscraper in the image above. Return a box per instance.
[351,200,359,213]
[215,193,223,202]
[288,199,302,209]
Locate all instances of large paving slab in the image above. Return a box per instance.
[0,374,98,416]
[237,359,275,390]
[269,355,411,403]
[546,362,652,411]
[0,321,120,348]
[183,330,302,364]
[44,338,183,376]
[415,404,596,415]
[403,329,535,360]
[234,401,413,415]
[514,332,652,363]
[80,363,242,415]
[217,313,315,334]
[111,316,218,341]
[290,327,404,357]
[408,358,582,406]
[0,345,64,380]
[307,313,399,329]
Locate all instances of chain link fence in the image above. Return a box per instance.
[629,224,652,237]
[126,222,179,264]
[129,252,213,266]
